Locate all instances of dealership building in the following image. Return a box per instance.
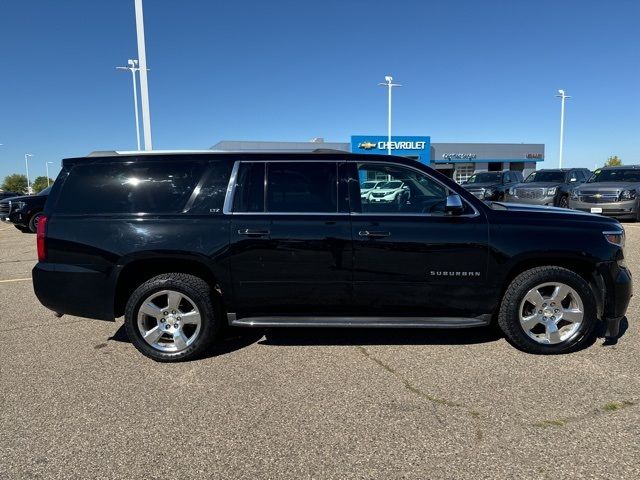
[211,136,544,183]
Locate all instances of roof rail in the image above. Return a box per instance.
[86,149,223,157]
[312,148,350,154]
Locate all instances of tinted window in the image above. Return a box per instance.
[358,163,448,214]
[233,163,265,212]
[56,161,205,214]
[187,161,233,214]
[524,171,566,183]
[266,162,337,213]
[466,172,500,183]
[588,169,640,183]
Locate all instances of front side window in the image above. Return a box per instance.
[466,172,500,184]
[266,162,337,213]
[357,163,448,214]
[524,171,566,183]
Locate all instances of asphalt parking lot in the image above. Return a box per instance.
[1,222,639,480]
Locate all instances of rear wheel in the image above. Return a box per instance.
[498,266,597,354]
[124,273,220,362]
[558,196,569,208]
[28,212,43,233]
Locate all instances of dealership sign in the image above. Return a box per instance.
[351,135,431,157]
[442,153,477,160]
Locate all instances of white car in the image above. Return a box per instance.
[360,181,384,201]
[366,180,410,203]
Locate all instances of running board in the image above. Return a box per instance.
[227,313,490,329]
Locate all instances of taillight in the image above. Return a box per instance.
[37,215,48,262]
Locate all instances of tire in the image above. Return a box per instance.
[498,266,597,354]
[28,212,43,233]
[558,196,569,208]
[14,225,31,233]
[124,273,220,362]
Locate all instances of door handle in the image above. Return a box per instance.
[238,229,270,237]
[358,230,391,238]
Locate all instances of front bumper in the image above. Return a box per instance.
[504,194,556,206]
[569,198,638,219]
[601,264,633,337]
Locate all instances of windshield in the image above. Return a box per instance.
[38,186,52,196]
[588,169,640,183]
[361,182,377,189]
[466,172,501,183]
[378,181,402,189]
[524,171,565,183]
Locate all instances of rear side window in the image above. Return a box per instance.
[233,163,265,213]
[187,161,234,214]
[55,161,205,214]
[266,162,337,213]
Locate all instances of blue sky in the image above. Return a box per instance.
[0,0,638,180]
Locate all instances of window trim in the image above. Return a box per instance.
[223,160,346,216]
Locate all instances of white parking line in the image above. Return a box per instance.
[0,277,31,284]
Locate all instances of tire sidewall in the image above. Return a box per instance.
[29,212,43,233]
[124,276,217,362]
[500,268,597,354]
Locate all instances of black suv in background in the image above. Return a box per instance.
[461,170,524,201]
[505,168,591,207]
[33,152,631,362]
[5,186,51,232]
[570,165,640,220]
[0,191,21,221]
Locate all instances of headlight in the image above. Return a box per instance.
[12,201,26,211]
[604,230,625,247]
[508,187,515,196]
[620,190,636,200]
[484,188,495,196]
[547,187,557,196]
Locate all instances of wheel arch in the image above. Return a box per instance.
[112,254,229,319]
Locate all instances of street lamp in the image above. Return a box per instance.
[134,0,153,150]
[378,75,401,155]
[25,154,33,194]
[556,89,571,168]
[46,161,54,186]
[117,59,142,150]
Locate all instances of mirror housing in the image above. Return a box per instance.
[445,193,465,215]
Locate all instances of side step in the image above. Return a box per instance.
[227,313,490,329]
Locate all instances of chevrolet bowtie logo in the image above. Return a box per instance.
[358,141,377,150]
[593,193,602,199]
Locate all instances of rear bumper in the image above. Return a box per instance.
[601,264,632,337]
[32,263,115,321]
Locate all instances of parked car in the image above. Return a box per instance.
[33,151,631,361]
[0,192,21,221]
[505,168,591,207]
[569,165,640,220]
[360,180,384,203]
[6,186,51,232]
[462,170,523,201]
[366,180,410,204]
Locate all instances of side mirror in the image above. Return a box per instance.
[445,193,465,215]
[570,178,577,182]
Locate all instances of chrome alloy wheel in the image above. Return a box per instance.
[519,282,584,345]
[137,290,202,352]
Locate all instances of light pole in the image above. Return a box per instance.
[378,75,401,155]
[117,59,142,150]
[46,162,54,186]
[556,89,571,168]
[24,154,33,194]
[134,0,153,150]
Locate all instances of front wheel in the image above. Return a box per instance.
[498,266,597,354]
[124,273,220,362]
[558,196,569,208]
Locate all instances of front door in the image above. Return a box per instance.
[228,160,353,317]
[350,161,491,318]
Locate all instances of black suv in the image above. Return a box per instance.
[4,186,51,232]
[462,170,524,201]
[505,168,591,207]
[33,152,631,361]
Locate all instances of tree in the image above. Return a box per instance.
[31,176,54,193]
[1,174,28,194]
[604,155,622,167]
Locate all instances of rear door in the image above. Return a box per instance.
[349,161,491,318]
[227,160,353,317]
